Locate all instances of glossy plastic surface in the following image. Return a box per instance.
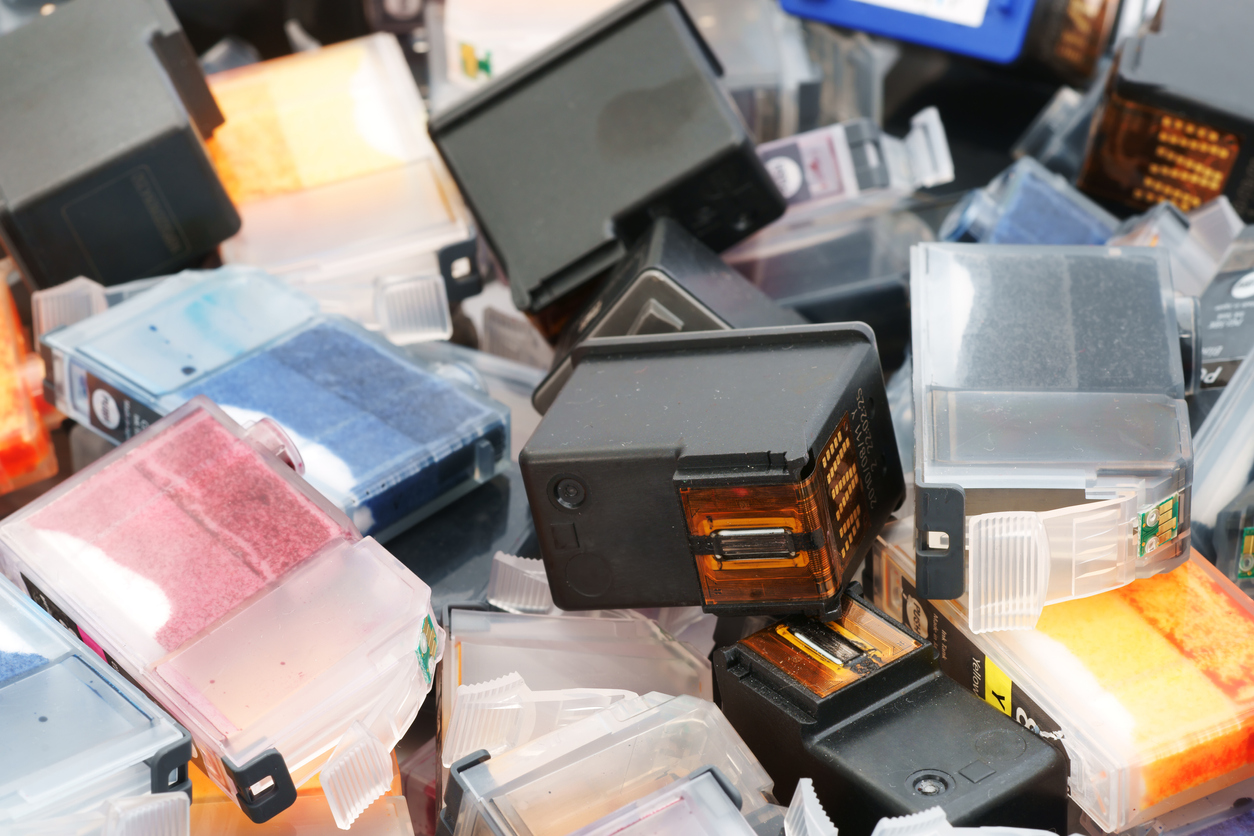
[40,267,509,539]
[0,400,443,827]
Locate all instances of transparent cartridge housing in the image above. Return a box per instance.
[207,34,471,344]
[40,267,509,540]
[442,693,776,836]
[873,526,1254,834]
[1108,198,1243,296]
[940,158,1119,246]
[0,271,56,495]
[1,575,191,836]
[0,399,444,828]
[568,768,761,836]
[440,608,712,757]
[912,243,1192,631]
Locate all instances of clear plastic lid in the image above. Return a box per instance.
[0,399,445,828]
[208,34,469,345]
[912,243,1192,630]
[443,671,635,767]
[486,552,555,615]
[0,576,190,834]
[1108,199,1241,296]
[39,267,510,540]
[874,528,1254,833]
[682,0,819,142]
[940,158,1119,245]
[440,608,712,770]
[569,768,760,836]
[444,693,775,836]
[0,275,57,496]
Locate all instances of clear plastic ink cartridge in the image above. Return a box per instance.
[1012,63,1111,182]
[1078,0,1254,223]
[754,108,953,223]
[207,34,475,345]
[570,767,763,836]
[0,275,57,495]
[873,525,1254,834]
[911,244,1192,631]
[440,607,712,753]
[714,590,1066,836]
[724,209,934,370]
[485,552,556,614]
[778,0,1144,74]
[427,0,786,314]
[1108,198,1243,296]
[435,0,620,101]
[39,267,510,540]
[442,672,635,768]
[940,158,1119,246]
[189,752,415,836]
[521,324,905,617]
[1191,347,1254,596]
[0,398,445,827]
[531,218,805,414]
[0,0,239,289]
[437,693,779,836]
[0,576,192,835]
[682,0,821,143]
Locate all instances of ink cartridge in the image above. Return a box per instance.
[911,244,1192,631]
[0,575,192,835]
[713,590,1067,836]
[1078,0,1254,222]
[873,523,1254,835]
[0,398,445,827]
[208,35,477,346]
[0,272,57,495]
[437,693,780,836]
[427,0,786,314]
[532,218,806,414]
[39,267,510,540]
[521,324,904,617]
[940,157,1119,246]
[0,0,239,289]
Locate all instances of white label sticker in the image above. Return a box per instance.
[850,0,991,29]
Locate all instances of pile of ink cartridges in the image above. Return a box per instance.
[4,1,1254,835]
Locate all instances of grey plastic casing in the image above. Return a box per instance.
[427,0,786,314]
[0,0,239,289]
[532,218,805,413]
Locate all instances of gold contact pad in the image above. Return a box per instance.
[739,599,921,698]
[1080,85,1241,213]
[681,414,870,608]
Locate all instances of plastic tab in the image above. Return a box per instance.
[321,722,394,830]
[485,552,555,614]
[784,778,838,836]
[103,793,190,836]
[442,672,635,767]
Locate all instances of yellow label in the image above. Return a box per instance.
[984,656,1013,716]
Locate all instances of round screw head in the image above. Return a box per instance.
[555,478,586,510]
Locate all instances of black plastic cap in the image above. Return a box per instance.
[224,748,298,824]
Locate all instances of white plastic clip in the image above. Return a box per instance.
[102,793,190,836]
